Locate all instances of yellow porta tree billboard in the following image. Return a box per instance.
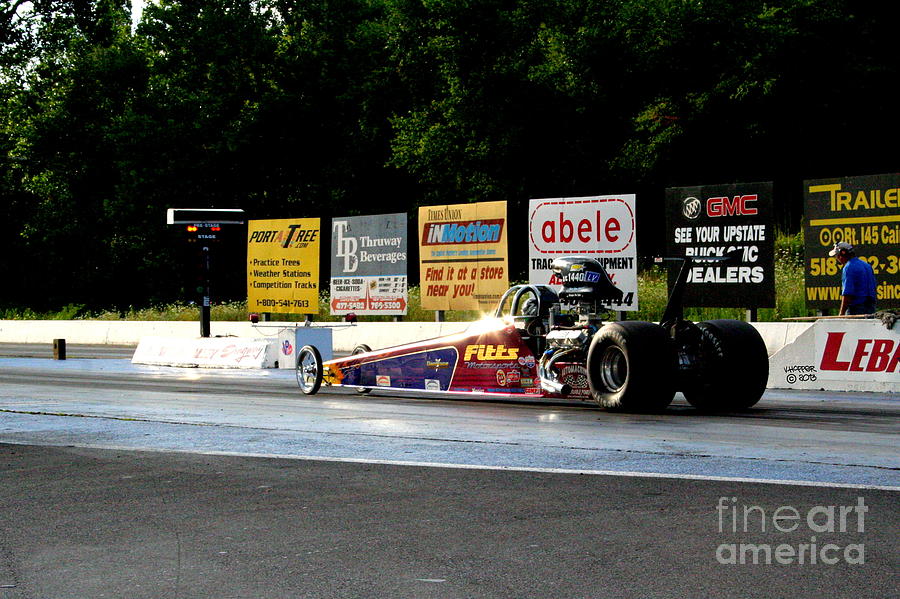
[247,218,320,313]
[418,201,509,311]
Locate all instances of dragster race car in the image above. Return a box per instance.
[295,255,769,412]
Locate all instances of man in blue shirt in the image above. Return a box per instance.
[829,242,877,315]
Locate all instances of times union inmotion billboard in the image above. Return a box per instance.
[418,201,509,312]
[330,213,408,315]
[665,182,775,308]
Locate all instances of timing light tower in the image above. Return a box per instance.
[166,208,245,337]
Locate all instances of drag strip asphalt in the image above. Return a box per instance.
[0,354,897,598]
[1,443,896,599]
[0,356,896,489]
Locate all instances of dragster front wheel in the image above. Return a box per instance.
[296,345,324,395]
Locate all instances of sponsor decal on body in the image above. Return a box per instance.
[463,344,520,361]
[495,369,507,387]
[557,363,591,398]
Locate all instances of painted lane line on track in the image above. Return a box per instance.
[1,439,897,492]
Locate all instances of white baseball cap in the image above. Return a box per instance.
[828,241,853,256]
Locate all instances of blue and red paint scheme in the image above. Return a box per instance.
[322,319,557,396]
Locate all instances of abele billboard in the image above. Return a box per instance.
[665,182,775,308]
[528,195,638,311]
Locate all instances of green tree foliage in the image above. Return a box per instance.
[1,0,896,310]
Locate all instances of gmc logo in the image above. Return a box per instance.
[706,195,758,217]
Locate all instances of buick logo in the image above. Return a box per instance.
[681,197,702,220]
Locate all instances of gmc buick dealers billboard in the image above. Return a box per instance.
[665,182,775,308]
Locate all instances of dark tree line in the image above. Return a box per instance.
[1,0,897,310]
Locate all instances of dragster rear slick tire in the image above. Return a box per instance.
[586,321,676,412]
[296,345,323,395]
[682,319,768,411]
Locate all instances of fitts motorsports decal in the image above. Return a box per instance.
[463,344,519,361]
[464,361,520,370]
[334,323,540,395]
[281,340,293,356]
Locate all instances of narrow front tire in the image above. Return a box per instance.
[296,345,323,395]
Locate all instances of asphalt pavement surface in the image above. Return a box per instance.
[0,345,897,598]
[1,444,896,599]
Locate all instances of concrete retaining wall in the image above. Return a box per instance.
[0,319,470,352]
[0,318,802,357]
[766,319,899,392]
[4,318,896,393]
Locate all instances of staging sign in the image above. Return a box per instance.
[665,182,775,308]
[804,173,900,310]
[418,201,509,311]
[330,213,408,315]
[528,195,638,310]
[247,218,320,312]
